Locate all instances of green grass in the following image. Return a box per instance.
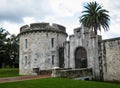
[0,69,120,88]
[0,78,120,88]
[0,68,19,78]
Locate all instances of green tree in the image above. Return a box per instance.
[6,34,19,68]
[80,1,110,35]
[0,28,19,68]
[0,28,9,68]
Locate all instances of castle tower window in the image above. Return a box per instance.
[24,56,27,66]
[25,39,27,49]
[52,55,54,65]
[51,38,54,48]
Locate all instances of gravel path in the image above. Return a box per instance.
[0,74,51,83]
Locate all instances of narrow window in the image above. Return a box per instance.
[51,38,54,48]
[52,55,54,65]
[25,56,27,66]
[25,39,27,49]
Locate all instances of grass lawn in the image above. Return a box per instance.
[0,68,19,78]
[0,78,120,88]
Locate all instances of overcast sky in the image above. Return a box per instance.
[0,0,120,39]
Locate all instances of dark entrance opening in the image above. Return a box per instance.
[59,47,64,68]
[75,47,87,68]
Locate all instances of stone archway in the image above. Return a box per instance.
[75,47,87,68]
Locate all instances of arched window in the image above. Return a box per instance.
[75,47,87,68]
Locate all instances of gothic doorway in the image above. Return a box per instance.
[75,47,87,68]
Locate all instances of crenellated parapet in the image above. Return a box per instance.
[52,23,66,32]
[20,25,30,32]
[20,22,67,35]
[30,23,49,29]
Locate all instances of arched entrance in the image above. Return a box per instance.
[75,47,87,68]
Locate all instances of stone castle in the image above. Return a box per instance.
[19,22,120,81]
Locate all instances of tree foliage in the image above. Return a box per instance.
[0,28,19,68]
[80,1,110,35]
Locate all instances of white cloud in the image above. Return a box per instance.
[49,0,83,17]
[0,0,120,39]
[23,17,37,24]
[2,21,20,35]
[0,0,51,23]
[42,15,59,23]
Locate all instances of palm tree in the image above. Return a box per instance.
[80,1,110,35]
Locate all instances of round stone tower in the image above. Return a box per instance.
[19,22,68,75]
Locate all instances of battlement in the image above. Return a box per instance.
[20,22,66,34]
[74,27,82,34]
[20,25,30,32]
[52,23,66,32]
[30,23,49,29]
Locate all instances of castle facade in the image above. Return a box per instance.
[19,22,120,81]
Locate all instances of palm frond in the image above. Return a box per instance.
[79,1,110,35]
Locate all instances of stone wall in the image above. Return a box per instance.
[19,23,67,75]
[64,26,102,79]
[19,22,120,82]
[52,68,92,79]
[102,38,120,81]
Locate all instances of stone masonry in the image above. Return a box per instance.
[19,23,67,75]
[101,38,120,81]
[19,22,120,81]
